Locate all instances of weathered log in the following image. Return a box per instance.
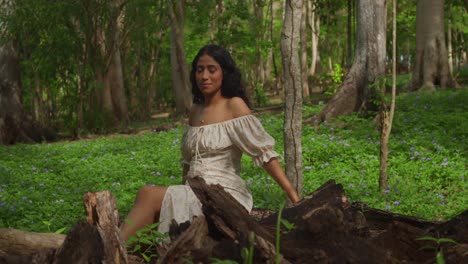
[1,181,466,264]
[188,176,291,263]
[0,228,65,257]
[163,178,467,264]
[51,191,127,264]
[156,216,214,264]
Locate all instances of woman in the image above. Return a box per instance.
[121,44,300,242]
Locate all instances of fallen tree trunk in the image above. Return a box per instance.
[0,229,65,257]
[0,180,466,264]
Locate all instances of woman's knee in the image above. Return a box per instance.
[136,185,167,202]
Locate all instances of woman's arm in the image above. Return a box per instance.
[182,164,189,184]
[262,158,301,204]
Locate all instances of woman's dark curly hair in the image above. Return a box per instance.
[190,44,250,108]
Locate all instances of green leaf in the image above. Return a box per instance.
[54,227,67,234]
[416,236,438,242]
[140,238,153,245]
[280,219,295,231]
[436,251,445,264]
[437,238,458,245]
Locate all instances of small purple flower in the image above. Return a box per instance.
[383,189,390,194]
[385,205,391,211]
[348,184,354,189]
[0,202,5,207]
[393,201,400,205]
[441,158,448,166]
[441,200,447,205]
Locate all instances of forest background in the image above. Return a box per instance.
[0,0,467,234]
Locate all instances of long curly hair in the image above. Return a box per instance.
[190,44,250,108]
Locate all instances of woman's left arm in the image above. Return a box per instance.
[262,158,301,204]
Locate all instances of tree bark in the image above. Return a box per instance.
[308,0,320,77]
[281,0,303,197]
[379,0,397,191]
[346,0,353,68]
[167,0,191,116]
[253,0,266,87]
[447,3,454,78]
[309,0,386,124]
[300,1,309,98]
[409,0,456,91]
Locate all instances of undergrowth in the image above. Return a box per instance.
[0,90,466,233]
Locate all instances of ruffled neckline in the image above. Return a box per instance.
[188,114,255,129]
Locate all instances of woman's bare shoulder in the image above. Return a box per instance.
[227,97,251,118]
[188,103,202,125]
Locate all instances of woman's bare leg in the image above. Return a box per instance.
[120,186,168,242]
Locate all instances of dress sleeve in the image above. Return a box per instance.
[228,115,280,166]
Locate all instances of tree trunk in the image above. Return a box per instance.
[300,1,309,98]
[0,228,65,257]
[309,0,387,124]
[281,0,303,198]
[346,0,353,68]
[91,0,129,128]
[167,0,191,116]
[308,0,319,76]
[0,0,52,145]
[379,0,397,191]
[253,0,265,87]
[409,0,456,91]
[447,4,454,78]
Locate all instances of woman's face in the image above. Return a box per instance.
[195,54,223,97]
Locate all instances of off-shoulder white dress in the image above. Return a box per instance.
[157,114,279,233]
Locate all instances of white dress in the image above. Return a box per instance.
[157,115,280,234]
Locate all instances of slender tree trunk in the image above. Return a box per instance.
[167,0,191,116]
[310,0,387,124]
[281,0,303,198]
[409,0,456,90]
[447,4,454,78]
[253,0,265,87]
[300,1,309,98]
[379,0,397,191]
[264,0,274,87]
[347,0,353,68]
[308,0,319,76]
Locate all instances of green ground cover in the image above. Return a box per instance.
[0,90,466,233]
